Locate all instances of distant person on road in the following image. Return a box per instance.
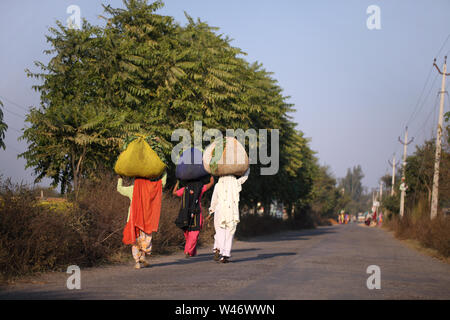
[339,210,345,225]
[117,172,167,269]
[205,168,250,263]
[173,176,214,258]
[371,210,377,227]
[364,211,371,226]
[344,212,349,224]
[377,210,383,226]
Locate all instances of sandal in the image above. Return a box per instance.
[213,249,221,261]
[220,256,230,264]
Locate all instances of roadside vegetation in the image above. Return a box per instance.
[382,120,450,260]
[0,0,375,283]
[0,169,335,284]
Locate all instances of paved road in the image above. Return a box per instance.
[1,224,449,299]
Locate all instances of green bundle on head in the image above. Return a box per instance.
[121,134,168,164]
[114,134,167,179]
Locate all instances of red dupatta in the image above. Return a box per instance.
[122,178,162,245]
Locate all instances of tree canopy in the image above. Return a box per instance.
[20,0,318,210]
[338,165,371,214]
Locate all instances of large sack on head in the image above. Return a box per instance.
[114,137,166,179]
[176,148,209,181]
[203,137,249,177]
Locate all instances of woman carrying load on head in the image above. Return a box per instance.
[173,176,215,257]
[205,168,250,264]
[339,210,345,224]
[117,172,167,269]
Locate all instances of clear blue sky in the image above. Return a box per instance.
[1,0,449,190]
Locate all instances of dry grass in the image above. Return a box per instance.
[384,215,450,259]
[0,173,216,283]
[0,179,89,283]
[0,172,318,283]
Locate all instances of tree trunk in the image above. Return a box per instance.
[263,200,271,216]
[72,147,86,201]
[286,203,293,220]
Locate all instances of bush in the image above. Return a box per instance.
[0,172,318,282]
[0,178,86,282]
[381,194,400,217]
[385,215,450,258]
[0,173,216,283]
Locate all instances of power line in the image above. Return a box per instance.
[7,126,23,134]
[378,36,450,191]
[407,72,440,129]
[0,95,30,113]
[412,94,440,143]
[435,33,450,59]
[0,142,24,155]
[2,106,26,120]
[406,65,436,127]
[404,34,450,132]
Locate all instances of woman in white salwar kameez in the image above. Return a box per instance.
[206,169,250,263]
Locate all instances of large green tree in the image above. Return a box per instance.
[309,165,350,218]
[21,21,140,196]
[339,165,365,201]
[21,0,317,214]
[338,165,370,214]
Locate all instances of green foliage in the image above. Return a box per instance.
[338,165,370,214]
[309,165,350,218]
[21,0,318,212]
[381,194,400,217]
[405,137,450,211]
[339,165,364,201]
[0,100,7,150]
[385,215,450,258]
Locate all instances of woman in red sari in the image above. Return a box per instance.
[118,173,166,269]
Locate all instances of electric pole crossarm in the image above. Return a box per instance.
[433,58,450,76]
[398,136,414,146]
[388,160,400,167]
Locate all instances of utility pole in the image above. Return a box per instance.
[398,127,414,218]
[388,154,400,196]
[379,181,383,201]
[430,56,449,219]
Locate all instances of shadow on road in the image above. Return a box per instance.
[195,248,261,258]
[244,226,337,243]
[232,252,297,263]
[0,289,93,300]
[148,247,295,268]
[149,248,261,268]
